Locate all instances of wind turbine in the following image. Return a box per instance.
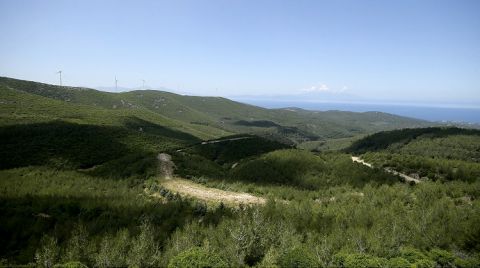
[115,76,118,91]
[142,79,146,90]
[57,70,62,86]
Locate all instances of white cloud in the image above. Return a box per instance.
[300,83,348,93]
[301,84,330,93]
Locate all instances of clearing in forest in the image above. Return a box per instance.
[160,177,266,205]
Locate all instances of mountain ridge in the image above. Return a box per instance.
[0,76,433,144]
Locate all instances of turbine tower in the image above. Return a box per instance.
[115,76,118,91]
[57,70,62,86]
[142,79,146,90]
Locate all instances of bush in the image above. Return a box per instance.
[454,257,480,268]
[332,252,349,267]
[35,235,59,268]
[399,247,427,263]
[53,261,88,268]
[428,248,455,267]
[277,247,318,268]
[412,259,436,268]
[168,247,227,268]
[343,253,385,268]
[257,247,280,268]
[387,257,410,268]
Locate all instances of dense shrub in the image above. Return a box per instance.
[53,261,88,268]
[347,127,480,155]
[168,247,227,268]
[343,253,385,268]
[277,247,318,268]
[411,259,436,268]
[387,257,411,268]
[399,247,428,263]
[229,150,395,189]
[35,235,59,268]
[428,248,455,267]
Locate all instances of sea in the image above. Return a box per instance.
[234,99,480,125]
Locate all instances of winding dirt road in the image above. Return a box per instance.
[176,136,253,152]
[351,156,421,184]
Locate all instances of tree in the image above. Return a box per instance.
[35,235,59,268]
[95,229,130,267]
[63,224,89,263]
[126,221,160,267]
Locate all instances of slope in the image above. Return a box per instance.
[0,76,433,144]
[346,127,480,182]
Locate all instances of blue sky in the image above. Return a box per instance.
[1,0,479,105]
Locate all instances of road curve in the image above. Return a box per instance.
[351,156,421,184]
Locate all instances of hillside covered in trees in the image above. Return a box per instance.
[347,127,480,183]
[0,77,432,144]
[1,78,479,267]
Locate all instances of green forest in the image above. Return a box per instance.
[1,78,479,267]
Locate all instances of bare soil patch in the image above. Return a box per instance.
[161,178,266,205]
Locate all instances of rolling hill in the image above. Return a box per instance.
[0,76,432,145]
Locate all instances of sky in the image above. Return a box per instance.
[1,0,479,106]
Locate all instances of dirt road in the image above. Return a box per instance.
[351,156,421,184]
[176,136,253,152]
[200,136,252,145]
[160,178,266,205]
[351,156,373,168]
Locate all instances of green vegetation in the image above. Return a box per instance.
[168,247,227,268]
[297,135,364,152]
[229,150,397,189]
[0,76,433,145]
[181,134,289,165]
[0,77,479,267]
[348,127,480,182]
[347,127,480,156]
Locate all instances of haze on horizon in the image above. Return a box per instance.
[0,0,479,107]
